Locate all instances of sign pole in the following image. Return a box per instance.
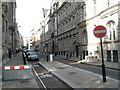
[100,38,106,82]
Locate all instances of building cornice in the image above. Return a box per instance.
[86,4,119,22]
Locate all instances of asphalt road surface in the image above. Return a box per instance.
[54,57,119,80]
[28,60,72,89]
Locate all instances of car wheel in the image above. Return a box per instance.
[36,58,38,61]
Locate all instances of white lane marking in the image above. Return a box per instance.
[32,67,47,89]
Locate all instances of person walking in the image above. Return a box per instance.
[66,51,69,59]
[22,52,26,65]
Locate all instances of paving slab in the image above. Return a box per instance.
[2,78,39,88]
[2,52,39,88]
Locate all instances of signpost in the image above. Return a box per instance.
[93,25,107,82]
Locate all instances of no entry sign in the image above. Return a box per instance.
[93,25,107,38]
[93,25,107,82]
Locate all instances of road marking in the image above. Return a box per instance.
[40,73,52,78]
[33,64,39,67]
[32,67,47,89]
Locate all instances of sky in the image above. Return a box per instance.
[16,0,52,37]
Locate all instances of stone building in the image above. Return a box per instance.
[46,1,87,58]
[46,0,119,62]
[85,0,119,62]
[118,1,120,62]
[0,1,2,65]
[2,1,18,64]
[37,0,120,62]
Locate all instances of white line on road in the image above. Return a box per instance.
[32,67,47,89]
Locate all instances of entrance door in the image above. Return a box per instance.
[113,50,118,62]
[83,51,85,59]
[76,45,79,57]
[107,50,111,61]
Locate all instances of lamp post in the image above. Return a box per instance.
[9,24,15,58]
[45,43,48,62]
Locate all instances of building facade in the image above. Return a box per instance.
[85,0,119,62]
[37,0,120,62]
[118,1,120,62]
[2,1,23,64]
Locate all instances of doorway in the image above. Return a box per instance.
[113,50,118,62]
[76,45,79,57]
[107,50,111,61]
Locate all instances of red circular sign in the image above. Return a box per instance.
[93,25,107,38]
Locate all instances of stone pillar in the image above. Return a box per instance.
[0,1,2,89]
[118,2,120,63]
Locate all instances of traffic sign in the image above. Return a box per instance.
[93,25,107,38]
[93,25,107,82]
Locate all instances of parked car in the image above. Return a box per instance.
[27,52,38,61]
[26,49,34,58]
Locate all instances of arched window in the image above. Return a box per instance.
[106,20,115,40]
[82,30,88,44]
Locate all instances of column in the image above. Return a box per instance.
[0,1,2,89]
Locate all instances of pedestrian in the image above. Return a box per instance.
[66,51,68,59]
[22,52,26,65]
[8,49,12,59]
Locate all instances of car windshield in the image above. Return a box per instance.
[30,53,36,55]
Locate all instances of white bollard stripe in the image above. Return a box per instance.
[94,30,106,34]
[14,66,20,69]
[24,65,31,69]
[4,67,10,70]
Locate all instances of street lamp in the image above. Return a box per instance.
[9,24,15,58]
[45,43,48,62]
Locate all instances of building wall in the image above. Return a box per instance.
[2,2,17,62]
[0,1,2,65]
[118,2,120,62]
[86,0,119,62]
[2,2,11,59]
[39,0,120,62]
[56,2,86,57]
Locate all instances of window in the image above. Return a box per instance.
[82,30,88,44]
[2,15,4,32]
[107,50,111,61]
[106,20,116,40]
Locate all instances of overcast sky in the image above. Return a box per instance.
[16,0,51,37]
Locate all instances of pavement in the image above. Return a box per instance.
[39,60,119,88]
[2,52,39,88]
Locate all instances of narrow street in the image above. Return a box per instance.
[1,1,120,89]
[2,51,119,88]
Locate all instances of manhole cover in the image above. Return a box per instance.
[68,72,76,74]
[55,66,66,69]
